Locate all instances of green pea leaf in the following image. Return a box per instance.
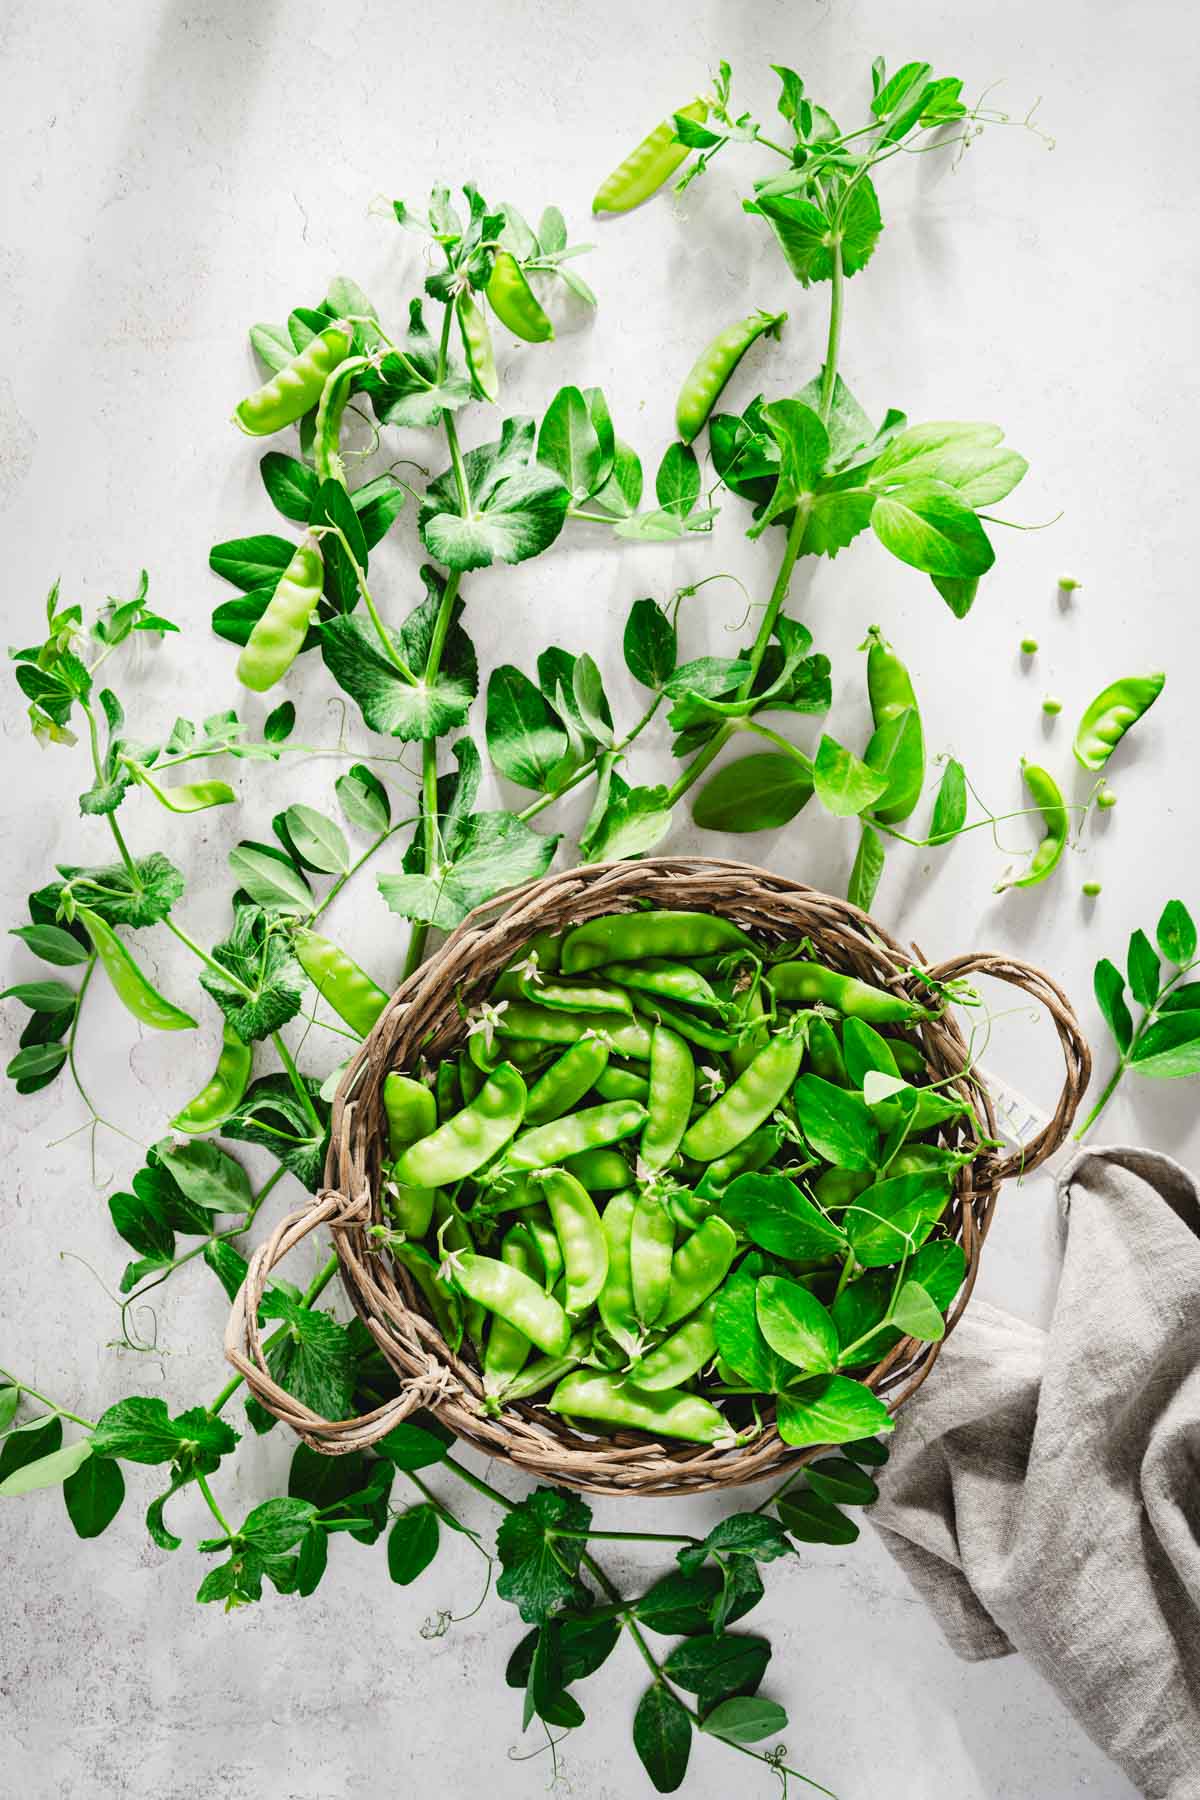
[1127,928,1161,1009]
[701,1696,789,1745]
[635,1563,764,1637]
[847,821,885,910]
[6,1042,67,1084]
[633,1683,692,1794]
[351,475,407,550]
[496,1486,592,1623]
[1156,900,1197,969]
[891,1278,945,1342]
[842,1172,944,1267]
[209,533,297,594]
[663,1632,770,1713]
[153,1138,252,1216]
[320,614,476,743]
[692,752,814,833]
[792,1076,880,1169]
[748,399,829,538]
[221,1073,330,1190]
[379,811,558,932]
[0,1413,62,1484]
[8,923,90,966]
[0,1437,93,1496]
[109,1185,175,1270]
[91,1397,239,1468]
[804,1456,880,1507]
[63,1452,126,1537]
[1129,1012,1200,1079]
[228,844,314,915]
[777,1487,859,1544]
[201,904,305,1043]
[775,1374,893,1447]
[486,665,569,790]
[52,852,184,929]
[537,385,609,502]
[420,419,570,571]
[655,442,701,516]
[387,1504,440,1584]
[929,757,968,843]
[871,478,995,580]
[1093,958,1134,1055]
[712,1270,795,1393]
[675,1512,793,1575]
[282,805,351,875]
[869,421,1027,507]
[259,452,318,523]
[813,734,890,817]
[335,763,391,834]
[721,1173,848,1262]
[0,979,77,1013]
[375,1420,453,1470]
[0,1386,18,1433]
[755,1276,839,1373]
[579,783,673,863]
[623,597,677,690]
[246,1294,356,1434]
[248,320,294,372]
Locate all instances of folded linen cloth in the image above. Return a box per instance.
[870,1146,1200,1800]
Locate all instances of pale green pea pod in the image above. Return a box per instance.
[561,910,755,974]
[680,1026,807,1163]
[235,535,324,693]
[593,1066,650,1103]
[562,1147,633,1191]
[524,1036,610,1126]
[503,1100,647,1172]
[629,991,742,1054]
[294,927,389,1036]
[693,1124,783,1198]
[381,1071,438,1239]
[636,1296,719,1392]
[547,1369,728,1445]
[640,1025,695,1172]
[592,99,709,215]
[806,1014,849,1086]
[456,289,499,403]
[234,319,354,435]
[533,1168,608,1314]
[658,1216,737,1328]
[676,309,787,444]
[600,958,724,1014]
[483,1227,542,1393]
[728,984,769,1077]
[519,975,633,1015]
[523,1204,566,1292]
[433,1195,486,1346]
[78,907,197,1031]
[1073,672,1165,771]
[630,1190,675,1326]
[499,1001,651,1059]
[492,1326,591,1407]
[170,1024,252,1133]
[769,959,934,1024]
[392,1062,526,1187]
[453,1252,571,1357]
[596,1189,641,1354]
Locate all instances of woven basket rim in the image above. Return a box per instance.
[224,856,1091,1497]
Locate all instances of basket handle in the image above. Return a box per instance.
[222,1186,460,1452]
[922,951,1091,1183]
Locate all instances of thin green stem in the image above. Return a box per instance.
[196,1472,232,1536]
[0,1370,95,1431]
[518,693,664,824]
[121,1167,285,1311]
[164,918,253,995]
[552,1528,699,1546]
[310,821,407,923]
[64,955,99,1119]
[818,246,844,423]
[440,1452,516,1512]
[326,525,416,681]
[1073,1058,1126,1141]
[402,922,429,981]
[664,721,735,808]
[271,1031,323,1133]
[736,498,812,704]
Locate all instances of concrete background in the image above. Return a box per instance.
[2,0,1195,1794]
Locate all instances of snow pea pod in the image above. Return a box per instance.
[601,957,723,1013]
[534,1168,608,1314]
[594,1066,650,1103]
[636,1295,719,1391]
[807,1015,849,1086]
[640,1025,694,1172]
[487,251,553,342]
[630,1190,675,1326]
[994,760,1068,892]
[483,1226,541,1394]
[562,1147,633,1191]
[77,907,197,1031]
[503,1099,647,1172]
[629,992,742,1053]
[768,959,933,1023]
[861,625,925,824]
[498,1001,651,1059]
[234,318,354,435]
[524,1204,566,1292]
[548,1369,727,1445]
[524,1036,610,1126]
[676,310,786,444]
[562,910,755,974]
[393,1062,526,1186]
[1073,672,1165,771]
[519,975,633,1015]
[456,289,498,402]
[382,1072,438,1239]
[236,534,324,693]
[592,99,709,214]
[680,1028,807,1163]
[294,928,389,1036]
[693,1123,782,1198]
[597,1189,640,1353]
[658,1216,737,1328]
[170,1024,252,1132]
[453,1253,571,1357]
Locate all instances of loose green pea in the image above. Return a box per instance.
[1082,881,1102,897]
[1042,695,1063,716]
[1058,576,1082,592]
[1096,787,1118,810]
[1020,637,1039,655]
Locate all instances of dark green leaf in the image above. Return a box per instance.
[153,1138,252,1215]
[209,534,296,594]
[633,1684,692,1794]
[203,1239,249,1304]
[379,811,558,932]
[804,1457,879,1506]
[712,1271,795,1393]
[701,1696,788,1745]
[1093,958,1133,1055]
[6,1041,67,1084]
[847,822,885,910]
[288,1443,372,1510]
[387,1504,440,1584]
[63,1453,126,1538]
[221,1073,329,1189]
[91,1397,238,1468]
[721,1173,847,1262]
[496,1486,591,1623]
[486,665,569,790]
[320,608,477,743]
[623,598,677,689]
[420,419,570,571]
[248,1295,355,1429]
[929,758,968,843]
[259,452,318,523]
[775,1374,893,1447]
[756,1277,839,1373]
[636,1563,763,1637]
[375,1420,453,1470]
[537,386,608,501]
[1129,1012,1200,1079]
[777,1488,859,1544]
[52,853,183,929]
[8,923,90,966]
[664,1633,770,1712]
[676,1513,792,1575]
[692,752,813,832]
[0,1414,63,1483]
[1156,900,1197,967]
[793,1077,880,1169]
[1127,929,1161,1009]
[580,783,673,863]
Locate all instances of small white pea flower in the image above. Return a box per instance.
[513,951,544,986]
[438,1248,467,1285]
[699,1065,725,1101]
[465,998,509,1053]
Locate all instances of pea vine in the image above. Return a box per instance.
[3,49,1154,1799]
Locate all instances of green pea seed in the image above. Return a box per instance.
[1096,787,1118,810]
[1020,637,1038,655]
[1042,696,1063,716]
[1082,881,1102,897]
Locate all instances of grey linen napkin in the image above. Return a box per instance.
[870,1146,1200,1800]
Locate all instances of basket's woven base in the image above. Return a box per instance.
[225,858,1090,1497]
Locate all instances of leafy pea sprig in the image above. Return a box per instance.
[1078,898,1200,1138]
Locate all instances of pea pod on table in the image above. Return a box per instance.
[676,310,786,444]
[487,251,553,343]
[236,534,324,693]
[294,928,389,1036]
[994,760,1069,893]
[592,99,709,215]
[170,1024,252,1132]
[1073,672,1165,771]
[234,318,355,436]
[78,907,197,1032]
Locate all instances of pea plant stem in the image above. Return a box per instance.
[164,918,251,994]
[0,1369,95,1432]
[518,691,665,824]
[271,1031,323,1134]
[309,820,410,923]
[196,1472,233,1536]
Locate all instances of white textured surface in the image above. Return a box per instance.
[2,0,1193,1794]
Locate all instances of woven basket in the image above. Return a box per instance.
[225,857,1090,1498]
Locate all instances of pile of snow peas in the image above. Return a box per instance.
[376,909,982,1450]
